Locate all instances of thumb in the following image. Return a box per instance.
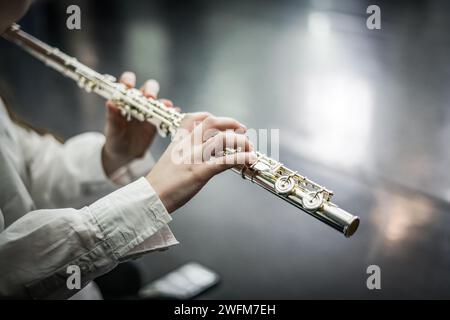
[106,101,126,132]
[203,151,258,176]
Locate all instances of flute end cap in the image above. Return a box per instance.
[344,216,360,238]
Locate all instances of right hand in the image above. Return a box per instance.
[146,113,257,213]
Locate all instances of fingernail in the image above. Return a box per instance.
[162,99,174,107]
[121,72,135,87]
[146,79,160,96]
[248,152,258,164]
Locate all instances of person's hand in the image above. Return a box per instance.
[146,113,257,213]
[102,71,176,176]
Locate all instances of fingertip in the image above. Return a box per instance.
[106,107,124,124]
[106,100,115,108]
[143,79,160,98]
[249,141,255,152]
[106,102,119,115]
[248,151,258,164]
[160,98,174,108]
[120,71,136,88]
[234,127,247,135]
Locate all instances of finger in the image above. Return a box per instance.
[202,116,246,133]
[184,112,211,123]
[193,116,247,143]
[106,103,127,130]
[160,98,174,108]
[106,100,127,119]
[204,151,258,175]
[119,71,136,88]
[203,131,251,160]
[106,100,120,110]
[174,106,182,113]
[106,99,131,126]
[172,112,211,143]
[140,79,160,99]
[179,112,211,130]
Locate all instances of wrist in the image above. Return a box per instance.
[146,172,174,213]
[102,145,134,177]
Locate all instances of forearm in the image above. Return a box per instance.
[0,178,177,299]
[19,127,154,208]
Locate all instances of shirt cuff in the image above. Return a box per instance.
[122,225,179,261]
[88,177,178,260]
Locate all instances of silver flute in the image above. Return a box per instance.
[2,24,360,237]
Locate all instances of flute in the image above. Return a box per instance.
[2,24,360,237]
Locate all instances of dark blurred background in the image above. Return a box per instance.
[1,0,450,299]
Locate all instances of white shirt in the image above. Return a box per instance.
[0,99,178,299]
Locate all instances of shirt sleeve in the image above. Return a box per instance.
[0,177,178,299]
[15,126,155,209]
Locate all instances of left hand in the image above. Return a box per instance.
[102,71,177,176]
